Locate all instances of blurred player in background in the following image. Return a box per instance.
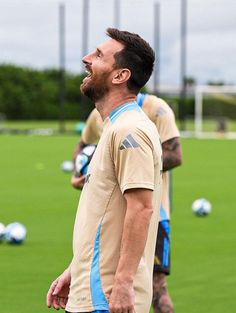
[47,28,163,313]
[72,92,182,313]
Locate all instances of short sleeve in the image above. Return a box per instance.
[111,127,155,194]
[155,99,180,143]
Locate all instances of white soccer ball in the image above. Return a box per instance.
[192,198,212,216]
[0,223,5,241]
[5,222,27,244]
[61,160,74,173]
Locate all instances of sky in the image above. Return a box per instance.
[0,0,236,88]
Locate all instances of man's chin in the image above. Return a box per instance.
[80,85,95,101]
[80,80,108,102]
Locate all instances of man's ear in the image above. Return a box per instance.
[112,69,131,85]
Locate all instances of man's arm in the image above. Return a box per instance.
[162,137,182,172]
[109,188,153,313]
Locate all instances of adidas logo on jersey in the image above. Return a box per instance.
[120,134,140,150]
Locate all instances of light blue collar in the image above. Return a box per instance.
[109,101,140,124]
[136,93,147,108]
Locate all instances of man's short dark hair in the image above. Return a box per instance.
[107,28,155,93]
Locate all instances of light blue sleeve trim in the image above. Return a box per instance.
[109,101,140,123]
[90,224,109,310]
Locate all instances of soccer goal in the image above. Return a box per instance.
[194,85,236,138]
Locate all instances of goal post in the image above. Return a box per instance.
[194,85,236,137]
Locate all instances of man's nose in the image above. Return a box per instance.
[82,51,94,65]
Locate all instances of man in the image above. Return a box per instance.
[72,93,182,313]
[46,28,162,313]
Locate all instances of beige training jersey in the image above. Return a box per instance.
[81,94,180,220]
[66,101,162,313]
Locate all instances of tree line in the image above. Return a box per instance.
[0,64,94,120]
[0,64,235,121]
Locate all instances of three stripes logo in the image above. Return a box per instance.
[120,134,140,150]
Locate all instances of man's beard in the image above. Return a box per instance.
[80,72,110,102]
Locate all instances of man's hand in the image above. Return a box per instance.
[46,268,71,310]
[71,174,86,190]
[109,277,135,313]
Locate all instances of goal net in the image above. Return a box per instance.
[194,85,236,138]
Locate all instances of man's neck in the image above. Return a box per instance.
[95,91,136,121]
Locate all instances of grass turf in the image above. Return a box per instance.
[0,135,235,313]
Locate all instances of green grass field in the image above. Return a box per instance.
[0,134,236,313]
[0,120,77,131]
[2,118,236,132]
